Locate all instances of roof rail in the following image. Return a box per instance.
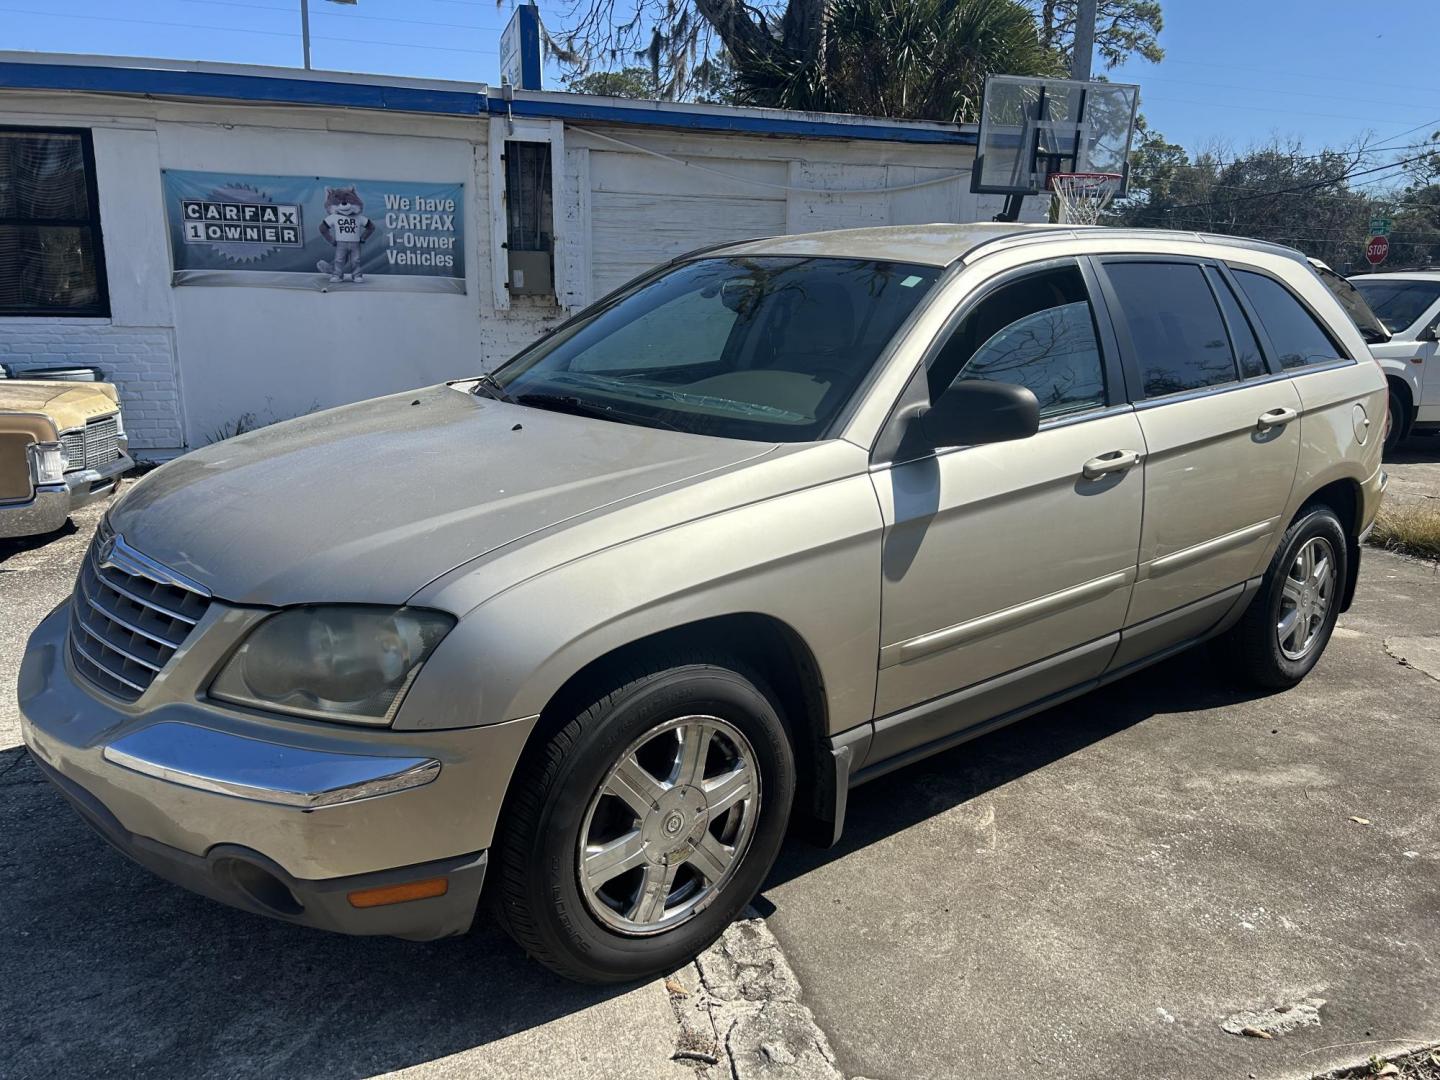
[956,226,1310,267]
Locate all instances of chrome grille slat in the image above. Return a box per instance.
[70,634,148,694]
[90,556,199,625]
[76,566,187,650]
[67,525,211,702]
[69,609,164,672]
[60,413,120,473]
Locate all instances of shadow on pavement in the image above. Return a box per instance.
[766,647,1272,890]
[1387,432,1440,464]
[0,518,78,564]
[0,647,1268,1078]
[0,747,628,1080]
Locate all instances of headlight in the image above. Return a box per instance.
[210,606,454,725]
[28,440,68,485]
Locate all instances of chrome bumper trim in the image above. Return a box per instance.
[101,722,442,809]
[0,450,133,539]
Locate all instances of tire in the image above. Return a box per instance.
[1214,505,1348,690]
[489,658,795,983]
[1383,384,1409,456]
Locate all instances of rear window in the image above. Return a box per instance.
[1104,261,1239,397]
[1350,277,1440,335]
[1234,270,1345,370]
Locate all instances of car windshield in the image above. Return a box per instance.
[493,256,943,441]
[1350,277,1440,334]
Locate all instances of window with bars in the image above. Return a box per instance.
[0,127,109,317]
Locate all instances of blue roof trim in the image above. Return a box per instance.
[0,62,484,116]
[492,97,977,145]
[0,59,976,145]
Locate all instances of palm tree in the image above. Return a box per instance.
[727,0,1062,121]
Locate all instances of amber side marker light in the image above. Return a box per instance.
[348,877,449,908]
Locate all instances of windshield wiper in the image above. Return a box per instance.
[471,372,515,403]
[512,392,684,432]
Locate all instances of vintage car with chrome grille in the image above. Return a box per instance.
[18,224,1386,983]
[0,379,132,539]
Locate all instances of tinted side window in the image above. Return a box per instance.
[1234,270,1346,369]
[1210,272,1266,379]
[929,265,1106,419]
[1104,262,1238,397]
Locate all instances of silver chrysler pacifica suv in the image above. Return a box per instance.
[19,223,1387,982]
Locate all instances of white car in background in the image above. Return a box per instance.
[1346,270,1440,452]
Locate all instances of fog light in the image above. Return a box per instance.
[347,877,449,908]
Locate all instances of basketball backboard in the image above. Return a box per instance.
[972,75,1140,196]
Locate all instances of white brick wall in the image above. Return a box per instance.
[0,322,184,452]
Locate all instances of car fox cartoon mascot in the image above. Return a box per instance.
[317,186,374,283]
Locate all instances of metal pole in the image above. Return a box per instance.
[300,0,312,69]
[1071,0,1097,81]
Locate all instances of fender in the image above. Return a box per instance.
[395,466,885,736]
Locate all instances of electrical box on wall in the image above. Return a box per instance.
[507,250,553,296]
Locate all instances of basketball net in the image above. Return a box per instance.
[1049,172,1123,225]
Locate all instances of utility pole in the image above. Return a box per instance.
[300,0,312,69]
[1071,0,1097,80]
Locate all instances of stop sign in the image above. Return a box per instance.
[1367,235,1390,266]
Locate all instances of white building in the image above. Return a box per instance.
[0,52,1027,455]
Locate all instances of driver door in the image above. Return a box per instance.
[869,259,1143,759]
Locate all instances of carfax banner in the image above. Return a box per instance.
[161,170,465,293]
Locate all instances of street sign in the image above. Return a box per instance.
[1366,235,1390,267]
[1369,217,1392,236]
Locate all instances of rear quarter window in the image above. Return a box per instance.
[1233,270,1348,370]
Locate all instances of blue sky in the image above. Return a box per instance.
[4,0,1439,160]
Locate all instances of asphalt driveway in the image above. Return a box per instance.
[3,489,1439,1079]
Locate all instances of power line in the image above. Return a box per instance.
[182,0,507,34]
[1139,75,1440,114]
[1158,57,1440,99]
[1142,94,1440,127]
[0,3,500,56]
[1155,153,1434,212]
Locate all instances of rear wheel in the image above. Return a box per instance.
[490,659,795,983]
[1214,506,1347,689]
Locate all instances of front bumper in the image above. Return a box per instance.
[18,602,537,940]
[0,449,133,539]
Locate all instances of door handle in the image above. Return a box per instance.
[1257,407,1299,430]
[1082,449,1142,479]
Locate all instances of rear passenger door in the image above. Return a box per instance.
[1095,258,1303,648]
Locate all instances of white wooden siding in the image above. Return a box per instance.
[587,149,786,296]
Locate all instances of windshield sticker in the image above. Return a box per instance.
[901,275,923,288]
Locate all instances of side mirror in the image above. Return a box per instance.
[918,379,1040,448]
[1420,322,1440,343]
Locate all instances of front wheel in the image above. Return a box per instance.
[489,660,795,983]
[1383,386,1409,456]
[1214,506,1347,690]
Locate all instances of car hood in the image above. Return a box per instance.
[0,380,120,430]
[109,384,777,607]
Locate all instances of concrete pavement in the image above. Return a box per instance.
[762,550,1440,1080]
[4,487,1440,1079]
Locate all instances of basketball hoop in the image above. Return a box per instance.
[1048,171,1123,225]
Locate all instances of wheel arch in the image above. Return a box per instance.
[1386,373,1415,441]
[526,612,836,837]
[1295,476,1363,612]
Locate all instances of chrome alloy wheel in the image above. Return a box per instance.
[1277,536,1336,661]
[578,715,761,936]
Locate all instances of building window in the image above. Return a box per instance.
[0,127,108,317]
[504,140,553,297]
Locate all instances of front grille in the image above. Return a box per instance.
[68,523,211,702]
[61,413,120,473]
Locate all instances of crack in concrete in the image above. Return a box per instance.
[666,914,844,1080]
